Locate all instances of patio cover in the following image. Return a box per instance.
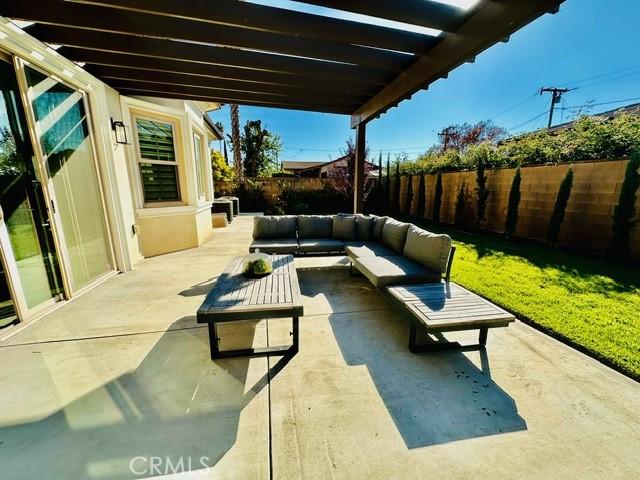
[1,0,564,210]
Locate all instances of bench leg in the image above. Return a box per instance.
[408,323,492,353]
[479,327,488,346]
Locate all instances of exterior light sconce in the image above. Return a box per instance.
[110,118,129,145]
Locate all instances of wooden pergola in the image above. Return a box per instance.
[2,0,564,212]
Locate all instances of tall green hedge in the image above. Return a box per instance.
[610,149,640,258]
[417,174,426,219]
[505,167,521,238]
[405,175,414,216]
[433,171,443,224]
[393,162,401,212]
[455,183,467,227]
[475,152,490,229]
[547,168,574,246]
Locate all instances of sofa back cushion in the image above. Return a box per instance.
[371,216,388,241]
[333,215,357,241]
[403,225,452,273]
[297,215,333,239]
[381,218,410,253]
[253,215,297,239]
[356,215,375,241]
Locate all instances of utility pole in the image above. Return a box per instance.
[540,87,571,128]
[438,126,455,151]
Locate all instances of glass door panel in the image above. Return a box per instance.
[0,57,64,315]
[24,66,113,291]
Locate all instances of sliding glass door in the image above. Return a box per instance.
[23,65,113,292]
[0,55,64,324]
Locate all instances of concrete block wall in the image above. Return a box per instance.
[395,159,639,260]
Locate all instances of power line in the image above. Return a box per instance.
[488,91,540,122]
[559,63,640,89]
[507,110,550,133]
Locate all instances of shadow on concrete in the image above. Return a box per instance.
[0,317,279,479]
[298,270,527,449]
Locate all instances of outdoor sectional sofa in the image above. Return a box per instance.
[250,214,455,286]
[249,214,515,351]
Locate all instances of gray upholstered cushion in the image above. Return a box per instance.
[333,215,357,241]
[297,215,333,239]
[352,255,440,288]
[249,239,298,254]
[381,218,410,253]
[356,216,375,241]
[403,225,452,273]
[371,216,387,241]
[345,242,397,259]
[253,216,297,239]
[298,238,346,253]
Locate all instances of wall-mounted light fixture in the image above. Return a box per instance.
[110,117,129,145]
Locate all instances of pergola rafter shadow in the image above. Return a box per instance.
[0,0,564,211]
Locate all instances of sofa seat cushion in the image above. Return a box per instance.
[250,239,298,254]
[253,215,297,239]
[381,218,410,253]
[298,238,345,253]
[403,225,452,273]
[297,215,333,239]
[345,242,397,259]
[352,255,440,288]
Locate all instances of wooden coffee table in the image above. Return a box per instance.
[197,254,303,359]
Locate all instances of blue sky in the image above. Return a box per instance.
[209,0,640,163]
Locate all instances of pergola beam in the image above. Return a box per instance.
[27,24,395,85]
[108,79,356,114]
[65,0,440,55]
[2,1,414,71]
[85,65,372,104]
[351,0,565,127]
[58,48,383,97]
[290,0,467,32]
[117,88,352,115]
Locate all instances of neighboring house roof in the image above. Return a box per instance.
[297,155,379,176]
[547,102,640,133]
[281,161,326,170]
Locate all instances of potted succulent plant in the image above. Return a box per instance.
[242,250,273,278]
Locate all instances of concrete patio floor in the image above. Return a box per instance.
[0,215,638,480]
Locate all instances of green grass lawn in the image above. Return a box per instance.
[414,221,640,380]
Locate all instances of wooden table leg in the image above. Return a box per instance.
[479,327,488,346]
[208,322,220,360]
[291,316,299,353]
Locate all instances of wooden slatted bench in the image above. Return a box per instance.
[386,282,515,352]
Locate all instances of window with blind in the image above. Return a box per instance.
[135,118,181,203]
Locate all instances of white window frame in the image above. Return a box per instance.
[192,129,207,201]
[132,114,183,207]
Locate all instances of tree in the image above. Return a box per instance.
[436,120,506,153]
[405,175,413,216]
[229,104,243,178]
[455,183,467,227]
[238,120,283,177]
[433,171,443,224]
[547,168,574,246]
[211,150,234,182]
[417,174,426,219]
[392,161,401,212]
[329,137,373,198]
[609,149,640,258]
[505,167,522,239]
[475,150,490,229]
[386,153,391,214]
